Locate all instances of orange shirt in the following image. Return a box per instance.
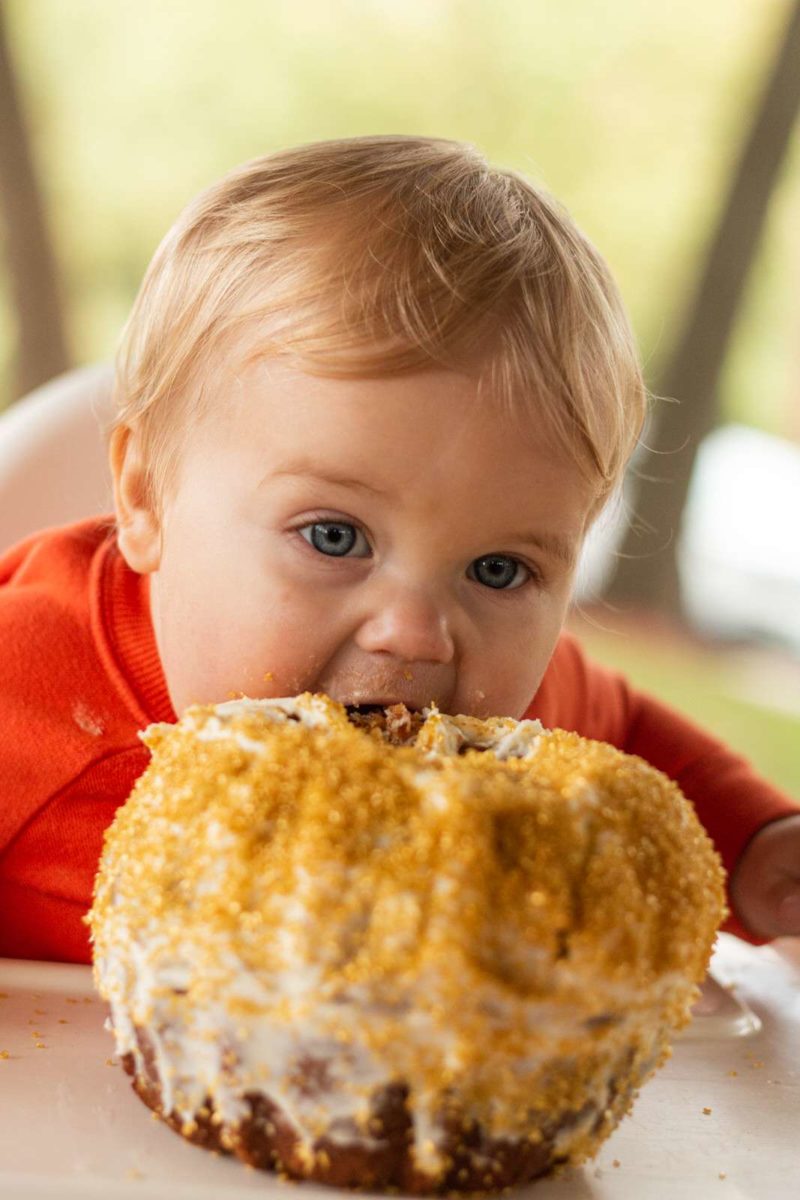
[1,518,797,962]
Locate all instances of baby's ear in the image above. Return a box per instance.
[109,425,162,574]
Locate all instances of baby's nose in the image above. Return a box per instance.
[354,587,455,665]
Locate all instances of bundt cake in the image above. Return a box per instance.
[89,694,726,1192]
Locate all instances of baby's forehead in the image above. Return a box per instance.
[182,359,594,527]
[172,310,607,512]
[205,355,570,462]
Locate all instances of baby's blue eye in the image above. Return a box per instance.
[300,522,370,558]
[469,555,528,590]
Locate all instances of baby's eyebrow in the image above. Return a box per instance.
[499,530,579,566]
[263,464,578,565]
[261,465,390,498]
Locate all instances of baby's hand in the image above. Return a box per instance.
[730,813,800,939]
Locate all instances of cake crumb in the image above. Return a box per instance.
[703,1107,712,1115]
[34,1042,46,1049]
[0,991,9,999]
[726,1069,737,1078]
[612,1159,621,1168]
[58,1018,69,1024]
[0,1049,9,1059]
[105,1057,115,1066]
[719,1172,727,1180]
[125,1166,143,1180]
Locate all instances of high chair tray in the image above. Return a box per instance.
[1,932,798,1200]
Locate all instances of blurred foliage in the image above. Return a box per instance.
[1,0,799,428]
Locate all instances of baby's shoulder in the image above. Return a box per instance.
[0,515,117,716]
[1,513,113,609]
[0,514,114,589]
[0,518,137,852]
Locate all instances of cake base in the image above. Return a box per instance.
[121,1026,637,1194]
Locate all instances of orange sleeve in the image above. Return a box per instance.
[526,633,800,942]
[0,521,117,853]
[0,518,172,961]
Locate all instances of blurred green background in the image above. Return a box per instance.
[2,0,799,435]
[1,0,798,794]
[570,615,800,794]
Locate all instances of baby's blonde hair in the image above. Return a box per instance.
[113,135,646,514]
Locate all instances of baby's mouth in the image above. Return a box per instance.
[343,701,426,745]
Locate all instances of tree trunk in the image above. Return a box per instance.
[603,0,800,617]
[0,1,70,403]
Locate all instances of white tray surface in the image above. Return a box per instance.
[1,933,798,1200]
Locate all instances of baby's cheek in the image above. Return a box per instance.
[480,628,558,716]
[234,615,333,699]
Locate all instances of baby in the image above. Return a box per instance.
[1,135,798,963]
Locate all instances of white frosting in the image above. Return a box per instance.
[207,694,344,730]
[489,719,544,760]
[96,924,679,1173]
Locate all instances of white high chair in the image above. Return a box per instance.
[0,364,115,552]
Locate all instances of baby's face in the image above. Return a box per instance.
[143,359,596,718]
